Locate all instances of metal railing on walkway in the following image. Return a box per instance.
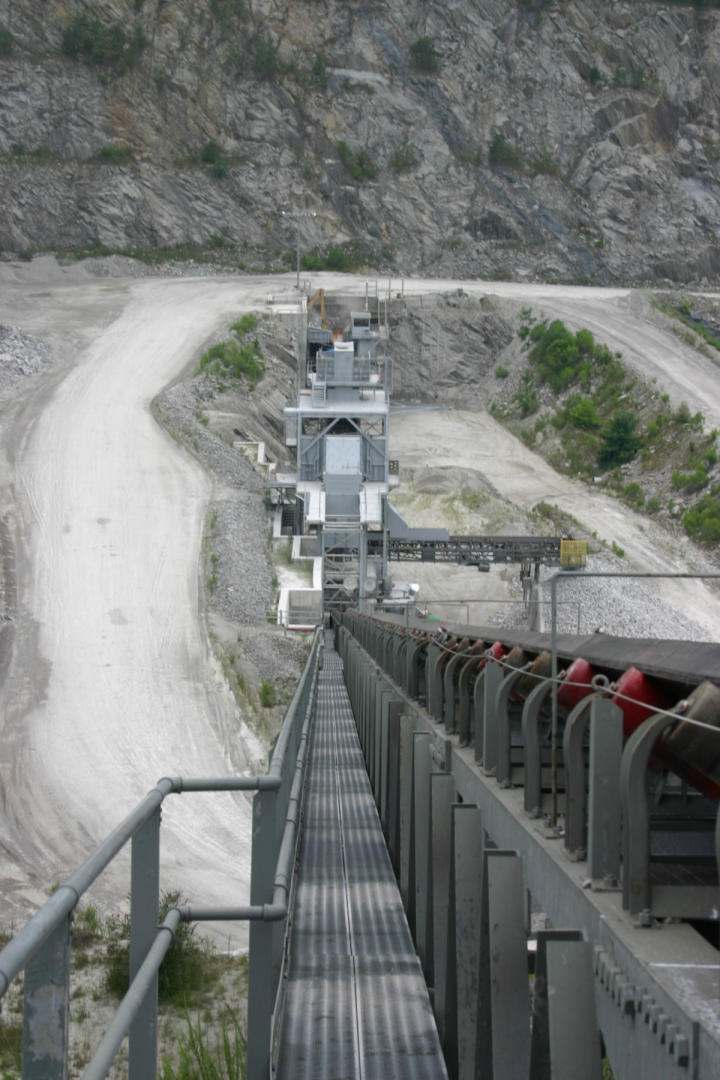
[0,628,323,1080]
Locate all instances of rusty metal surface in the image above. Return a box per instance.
[275,642,447,1079]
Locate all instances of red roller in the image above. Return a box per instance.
[557,657,596,712]
[612,667,672,739]
[488,641,506,661]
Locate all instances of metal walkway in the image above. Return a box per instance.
[276,636,447,1079]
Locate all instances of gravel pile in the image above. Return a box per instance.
[538,553,713,642]
[0,324,54,385]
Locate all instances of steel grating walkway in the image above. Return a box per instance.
[275,636,447,1079]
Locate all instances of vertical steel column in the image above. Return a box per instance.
[563,697,594,860]
[430,772,455,1043]
[620,712,675,915]
[247,789,279,1080]
[544,940,602,1079]
[399,714,417,915]
[23,915,72,1080]
[448,805,484,1080]
[522,681,553,817]
[386,708,403,867]
[529,929,583,1079]
[473,670,485,764]
[476,851,531,1080]
[381,700,404,833]
[482,660,504,775]
[496,666,529,788]
[413,732,433,977]
[129,808,161,1080]
[588,696,623,883]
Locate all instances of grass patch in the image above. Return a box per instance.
[259,680,276,708]
[159,1009,246,1080]
[62,13,146,72]
[95,145,134,164]
[105,893,223,1006]
[199,340,264,387]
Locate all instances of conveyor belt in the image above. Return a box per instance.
[371,611,720,690]
[275,636,447,1080]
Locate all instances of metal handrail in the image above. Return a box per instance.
[0,626,323,1079]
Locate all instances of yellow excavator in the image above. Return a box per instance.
[307,288,327,328]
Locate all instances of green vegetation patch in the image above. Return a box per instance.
[489,132,522,169]
[62,13,146,72]
[410,36,438,72]
[0,25,13,55]
[300,243,367,273]
[337,140,377,181]
[200,340,264,386]
[683,489,720,546]
[199,314,264,386]
[159,1010,246,1080]
[95,145,134,164]
[105,892,228,1006]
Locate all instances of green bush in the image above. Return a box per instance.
[252,35,277,79]
[105,893,209,1005]
[683,493,720,546]
[623,481,644,505]
[410,36,438,72]
[566,394,602,431]
[489,132,522,169]
[62,13,145,71]
[494,365,509,379]
[0,25,13,55]
[672,467,709,493]
[231,313,258,336]
[209,0,245,28]
[515,370,538,417]
[336,140,377,181]
[199,339,264,386]
[528,320,581,391]
[95,145,134,164]
[201,141,223,165]
[311,52,327,87]
[259,680,276,707]
[201,141,229,179]
[301,244,365,273]
[597,411,641,469]
[391,143,418,172]
[531,150,561,177]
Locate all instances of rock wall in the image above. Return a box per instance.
[0,0,719,283]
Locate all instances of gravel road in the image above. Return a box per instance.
[0,259,718,937]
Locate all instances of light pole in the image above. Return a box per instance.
[281,209,316,289]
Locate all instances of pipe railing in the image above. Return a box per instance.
[0,626,323,1080]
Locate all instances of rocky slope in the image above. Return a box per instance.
[0,1,719,283]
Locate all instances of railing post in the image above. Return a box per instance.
[413,732,433,974]
[23,914,72,1080]
[129,806,161,1080]
[588,696,623,884]
[247,790,279,1080]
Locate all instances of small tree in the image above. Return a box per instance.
[597,410,641,469]
[410,36,438,72]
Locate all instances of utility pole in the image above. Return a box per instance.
[281,209,317,289]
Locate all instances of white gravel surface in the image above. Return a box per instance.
[0,260,719,940]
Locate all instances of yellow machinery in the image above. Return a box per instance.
[560,538,588,567]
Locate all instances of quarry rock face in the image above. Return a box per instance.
[0,0,718,283]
